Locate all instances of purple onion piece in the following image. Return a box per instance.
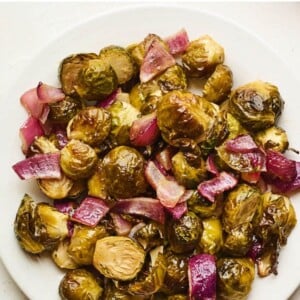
[110,213,132,236]
[97,88,120,108]
[197,172,238,202]
[71,197,109,227]
[12,153,61,180]
[225,134,258,153]
[165,201,187,219]
[188,254,217,300]
[206,154,219,176]
[112,197,165,224]
[36,82,65,103]
[165,28,189,55]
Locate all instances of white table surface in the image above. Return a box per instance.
[0,2,300,299]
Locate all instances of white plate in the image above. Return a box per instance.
[1,4,300,300]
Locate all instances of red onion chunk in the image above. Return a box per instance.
[165,201,187,219]
[110,213,132,236]
[19,116,44,154]
[165,28,189,55]
[188,254,217,300]
[140,39,176,83]
[98,88,120,108]
[71,197,109,227]
[155,146,174,172]
[36,82,65,103]
[20,87,48,121]
[130,112,160,147]
[247,236,263,262]
[225,134,258,153]
[145,161,185,208]
[206,154,219,176]
[12,153,61,180]
[198,172,238,202]
[266,149,297,182]
[53,200,77,216]
[112,197,165,224]
[52,128,68,149]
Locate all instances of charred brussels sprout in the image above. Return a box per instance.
[222,184,261,232]
[198,217,223,255]
[203,64,233,103]
[33,202,69,250]
[167,211,202,254]
[67,106,111,146]
[157,90,217,146]
[99,45,137,85]
[228,81,284,132]
[182,35,224,77]
[102,146,148,198]
[14,194,45,254]
[171,151,207,189]
[255,126,289,153]
[60,139,98,180]
[161,248,189,295]
[217,258,255,300]
[59,53,98,96]
[48,96,84,124]
[59,268,103,300]
[67,224,108,265]
[108,100,140,145]
[93,236,146,281]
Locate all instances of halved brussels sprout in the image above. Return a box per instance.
[228,81,284,132]
[33,202,69,250]
[67,106,111,146]
[108,100,140,145]
[217,258,255,300]
[67,224,108,265]
[255,126,289,153]
[52,239,78,270]
[157,90,218,146]
[203,64,233,103]
[182,35,224,77]
[99,45,137,85]
[59,53,98,96]
[60,139,98,180]
[87,160,108,199]
[93,236,146,281]
[29,136,59,155]
[167,211,202,254]
[161,248,189,295]
[14,194,45,254]
[222,184,261,232]
[102,146,148,198]
[59,268,103,300]
[48,96,84,124]
[171,151,207,189]
[225,112,248,140]
[198,217,223,255]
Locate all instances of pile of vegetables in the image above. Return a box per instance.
[12,28,298,299]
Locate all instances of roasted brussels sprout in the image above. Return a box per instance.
[52,239,78,270]
[60,139,98,180]
[256,192,297,246]
[167,211,202,254]
[161,248,189,295]
[198,217,223,255]
[217,258,255,300]
[29,135,59,155]
[14,194,45,254]
[67,224,108,265]
[167,295,187,300]
[67,106,111,146]
[87,160,108,199]
[102,146,148,198]
[93,236,146,281]
[33,202,69,250]
[255,126,289,153]
[222,184,261,232]
[157,90,218,147]
[59,268,103,300]
[108,100,140,145]
[133,222,164,251]
[99,45,137,85]
[171,151,207,189]
[59,53,98,96]
[228,81,284,132]
[182,35,224,77]
[203,64,233,103]
[225,112,248,140]
[48,96,84,124]
[38,174,74,200]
